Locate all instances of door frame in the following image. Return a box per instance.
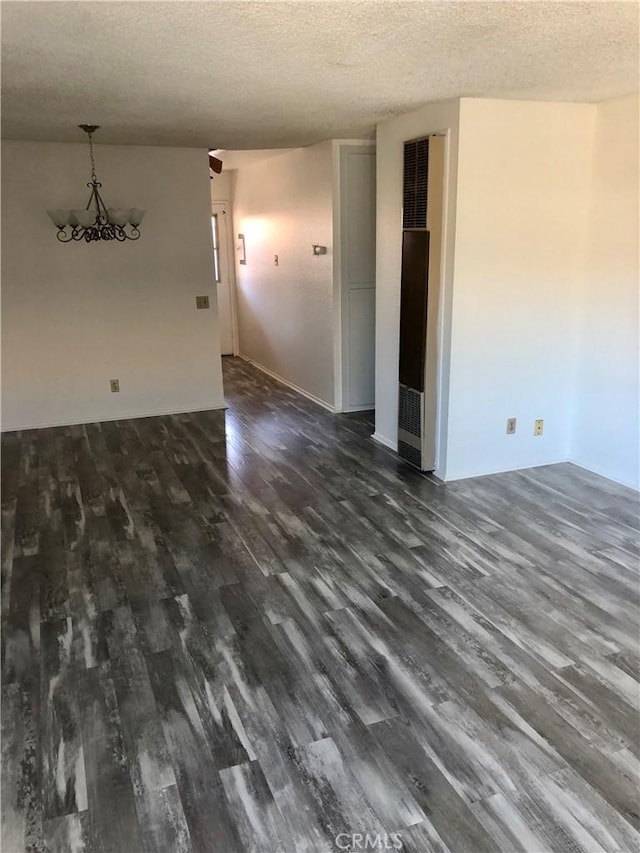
[212,200,239,356]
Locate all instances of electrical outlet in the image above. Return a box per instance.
[110,379,120,393]
[506,417,516,435]
[195,295,210,309]
[534,418,544,436]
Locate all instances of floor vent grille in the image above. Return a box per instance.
[398,385,422,438]
[398,385,424,468]
[398,440,422,468]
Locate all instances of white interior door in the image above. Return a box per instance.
[212,203,235,355]
[339,145,376,411]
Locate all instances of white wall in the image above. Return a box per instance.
[1,141,225,431]
[572,95,640,489]
[376,95,639,486]
[211,169,234,204]
[444,99,595,480]
[375,100,460,469]
[232,142,335,407]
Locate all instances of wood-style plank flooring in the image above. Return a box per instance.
[2,355,639,853]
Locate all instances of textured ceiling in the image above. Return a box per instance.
[1,1,638,149]
[213,149,296,170]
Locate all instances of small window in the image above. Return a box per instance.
[211,214,221,283]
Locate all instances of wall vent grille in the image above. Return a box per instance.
[403,138,429,229]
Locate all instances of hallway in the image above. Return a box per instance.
[2,356,638,852]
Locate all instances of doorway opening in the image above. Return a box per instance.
[211,201,237,356]
[209,144,376,414]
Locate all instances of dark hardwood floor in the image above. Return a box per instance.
[2,356,639,853]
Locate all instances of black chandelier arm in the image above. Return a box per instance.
[53,223,142,243]
[92,184,110,222]
[52,218,143,242]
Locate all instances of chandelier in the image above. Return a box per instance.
[47,125,145,243]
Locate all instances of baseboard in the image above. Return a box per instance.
[1,402,227,433]
[444,458,638,491]
[238,355,335,412]
[365,443,640,492]
[441,458,569,483]
[372,431,397,452]
[340,404,375,413]
[566,458,639,492]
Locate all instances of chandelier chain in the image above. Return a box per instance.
[87,131,97,183]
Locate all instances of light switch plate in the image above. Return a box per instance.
[196,295,210,309]
[110,379,120,393]
[238,233,246,264]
